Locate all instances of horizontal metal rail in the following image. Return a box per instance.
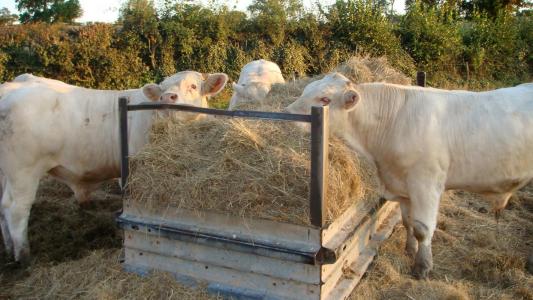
[127,102,312,123]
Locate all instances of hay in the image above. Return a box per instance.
[351,188,533,300]
[0,179,218,300]
[334,56,412,86]
[129,117,378,225]
[8,249,219,300]
[128,55,411,226]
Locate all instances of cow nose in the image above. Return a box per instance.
[161,93,178,103]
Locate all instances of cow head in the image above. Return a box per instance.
[285,73,360,133]
[230,82,270,104]
[142,71,228,105]
[141,71,228,120]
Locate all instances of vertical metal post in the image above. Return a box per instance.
[119,97,129,192]
[416,71,426,87]
[310,106,329,227]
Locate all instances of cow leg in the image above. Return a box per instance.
[0,202,13,257]
[407,174,444,280]
[399,198,417,258]
[0,169,13,256]
[482,192,512,220]
[2,174,40,263]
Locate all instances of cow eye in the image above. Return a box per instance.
[191,84,197,90]
[320,97,331,105]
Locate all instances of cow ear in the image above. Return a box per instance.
[202,73,228,97]
[343,90,360,111]
[142,83,162,101]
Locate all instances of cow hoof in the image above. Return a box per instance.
[412,262,430,280]
[412,245,432,280]
[527,254,533,275]
[15,247,31,267]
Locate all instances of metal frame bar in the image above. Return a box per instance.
[118,98,329,227]
[119,97,129,190]
[417,71,427,87]
[310,106,329,227]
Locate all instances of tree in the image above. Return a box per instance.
[462,0,533,17]
[405,0,440,7]
[248,0,303,46]
[16,0,82,23]
[119,0,161,70]
[0,7,18,25]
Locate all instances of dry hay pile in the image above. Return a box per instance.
[351,188,533,300]
[128,55,409,226]
[0,179,219,300]
[129,118,375,225]
[7,249,219,300]
[335,56,412,86]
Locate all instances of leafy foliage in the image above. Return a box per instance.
[16,0,82,24]
[0,7,18,25]
[0,0,530,91]
[399,2,463,83]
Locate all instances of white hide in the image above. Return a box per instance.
[0,71,228,262]
[286,73,533,278]
[228,59,285,109]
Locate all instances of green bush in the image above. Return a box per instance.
[462,10,529,85]
[0,0,530,93]
[327,0,415,75]
[399,2,463,82]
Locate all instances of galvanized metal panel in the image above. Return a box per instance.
[323,249,376,300]
[124,229,321,284]
[320,202,399,300]
[324,210,401,300]
[118,213,317,264]
[322,201,399,282]
[124,248,321,300]
[123,201,321,253]
[322,197,385,248]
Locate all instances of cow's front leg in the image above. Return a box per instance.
[0,171,11,256]
[399,198,417,258]
[407,171,444,280]
[2,174,40,264]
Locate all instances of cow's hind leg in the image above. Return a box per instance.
[399,198,417,258]
[2,174,40,264]
[482,192,513,220]
[407,172,445,280]
[0,169,14,256]
[0,204,14,257]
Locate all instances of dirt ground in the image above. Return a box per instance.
[0,178,531,299]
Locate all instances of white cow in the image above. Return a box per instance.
[0,71,228,262]
[286,73,533,279]
[228,59,285,109]
[13,73,70,85]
